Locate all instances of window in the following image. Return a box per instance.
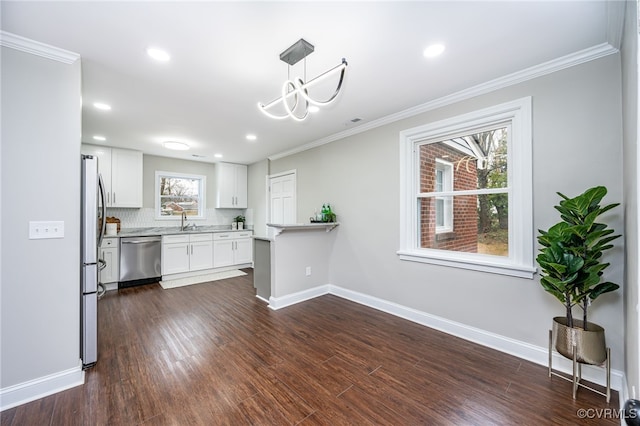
[155,171,206,220]
[399,97,535,278]
[435,159,453,233]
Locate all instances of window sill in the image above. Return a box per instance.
[396,249,536,279]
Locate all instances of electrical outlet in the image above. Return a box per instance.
[305,266,311,276]
[29,221,64,239]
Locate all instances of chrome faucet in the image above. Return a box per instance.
[181,211,187,231]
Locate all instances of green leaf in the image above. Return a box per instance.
[589,282,620,300]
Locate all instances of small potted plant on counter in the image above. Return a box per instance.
[234,215,245,230]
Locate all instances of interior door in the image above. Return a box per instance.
[269,172,296,224]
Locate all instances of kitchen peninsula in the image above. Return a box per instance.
[254,223,339,309]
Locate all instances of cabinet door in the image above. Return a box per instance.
[190,240,213,271]
[215,163,247,208]
[162,243,190,275]
[99,247,119,284]
[213,240,234,268]
[82,145,112,206]
[111,149,142,208]
[234,164,248,208]
[233,238,252,265]
[215,163,235,208]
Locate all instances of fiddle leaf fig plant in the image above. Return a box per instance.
[536,186,620,330]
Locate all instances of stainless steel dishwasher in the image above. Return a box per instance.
[119,236,162,287]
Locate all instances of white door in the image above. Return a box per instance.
[269,172,296,224]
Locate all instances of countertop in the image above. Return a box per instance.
[104,225,252,238]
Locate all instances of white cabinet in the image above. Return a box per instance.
[82,144,143,208]
[215,162,247,208]
[99,237,119,284]
[189,233,214,271]
[162,233,213,275]
[213,231,252,268]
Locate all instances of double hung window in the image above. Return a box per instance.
[398,97,535,278]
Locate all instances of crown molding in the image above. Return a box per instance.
[269,42,618,161]
[0,31,79,64]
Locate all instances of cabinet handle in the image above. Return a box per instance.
[186,246,189,256]
[191,244,193,255]
[113,193,116,204]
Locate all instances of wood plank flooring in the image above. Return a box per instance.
[1,269,620,425]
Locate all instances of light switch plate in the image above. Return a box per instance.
[29,221,64,239]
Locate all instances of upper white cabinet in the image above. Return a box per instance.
[82,145,143,208]
[215,162,247,208]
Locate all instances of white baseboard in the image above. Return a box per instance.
[269,283,625,392]
[268,285,331,310]
[0,362,84,411]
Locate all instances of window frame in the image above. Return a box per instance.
[154,171,206,220]
[434,159,453,234]
[398,97,535,278]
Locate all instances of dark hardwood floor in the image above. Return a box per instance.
[2,269,620,425]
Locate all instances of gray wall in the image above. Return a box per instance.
[621,0,639,398]
[266,55,626,370]
[1,47,82,386]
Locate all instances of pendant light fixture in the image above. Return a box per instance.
[258,38,348,122]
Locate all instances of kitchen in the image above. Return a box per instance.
[1,1,639,421]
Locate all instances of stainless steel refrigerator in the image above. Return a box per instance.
[80,154,106,369]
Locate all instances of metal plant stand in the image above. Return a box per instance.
[548,330,611,403]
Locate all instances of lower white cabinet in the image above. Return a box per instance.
[99,237,119,284]
[213,231,253,268]
[162,233,213,275]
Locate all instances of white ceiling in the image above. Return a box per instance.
[1,1,619,165]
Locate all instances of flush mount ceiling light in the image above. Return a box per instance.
[258,38,348,122]
[93,135,106,141]
[163,141,189,151]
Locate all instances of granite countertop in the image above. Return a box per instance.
[104,225,252,238]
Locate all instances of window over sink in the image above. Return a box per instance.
[155,171,206,220]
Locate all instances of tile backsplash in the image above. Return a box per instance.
[108,208,250,229]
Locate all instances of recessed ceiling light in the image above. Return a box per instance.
[246,134,257,141]
[308,106,320,113]
[146,47,170,62]
[423,43,445,58]
[93,135,106,141]
[93,102,111,111]
[163,141,189,151]
[214,153,223,158]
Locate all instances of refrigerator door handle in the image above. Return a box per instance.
[98,174,107,248]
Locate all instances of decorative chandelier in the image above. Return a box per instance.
[258,39,348,122]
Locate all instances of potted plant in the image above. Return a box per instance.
[234,215,245,230]
[536,186,620,365]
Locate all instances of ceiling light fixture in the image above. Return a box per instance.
[146,47,170,62]
[163,141,189,151]
[93,135,106,141]
[258,38,348,122]
[423,43,445,58]
[214,153,223,159]
[246,134,257,141]
[93,102,111,111]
